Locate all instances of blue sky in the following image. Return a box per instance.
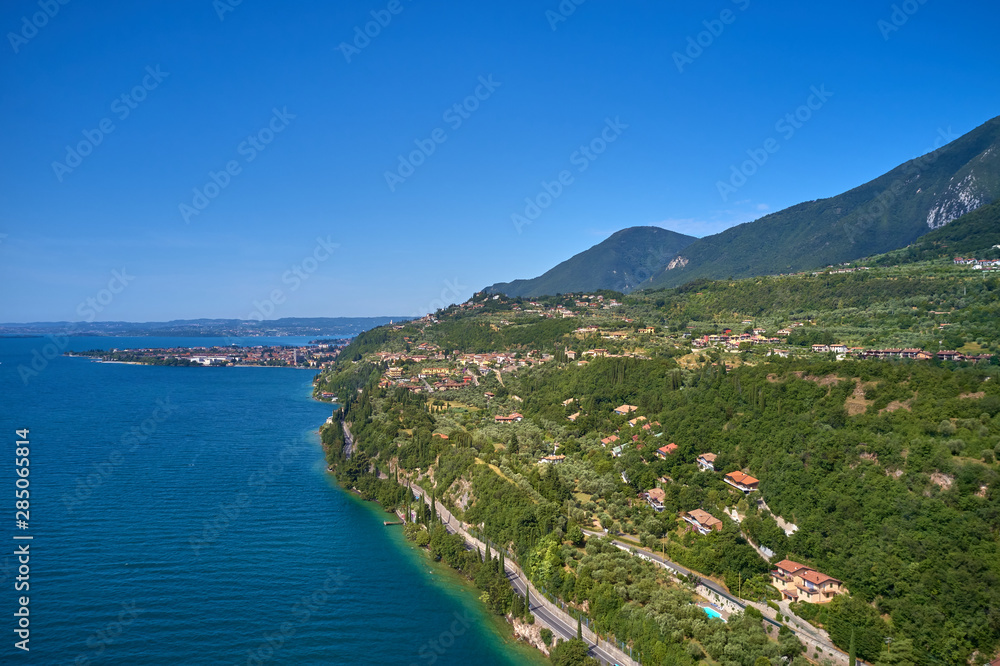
[1,0,998,321]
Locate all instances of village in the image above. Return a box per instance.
[68,342,347,368]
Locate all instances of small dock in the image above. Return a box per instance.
[383,520,403,526]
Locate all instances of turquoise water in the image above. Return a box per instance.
[0,336,545,664]
[703,607,725,621]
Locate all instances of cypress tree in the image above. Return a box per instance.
[849,629,856,666]
[577,615,582,640]
[524,587,530,616]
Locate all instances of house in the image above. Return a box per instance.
[769,349,790,358]
[830,344,848,354]
[811,344,831,353]
[539,455,566,464]
[601,435,619,446]
[696,453,717,472]
[567,412,580,422]
[564,350,577,360]
[432,433,449,440]
[724,471,759,493]
[771,560,846,604]
[387,367,404,378]
[494,413,523,423]
[611,444,627,458]
[643,488,666,512]
[639,327,655,334]
[656,443,678,458]
[484,392,495,399]
[614,404,639,416]
[628,416,647,427]
[684,509,723,535]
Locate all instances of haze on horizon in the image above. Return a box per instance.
[2,0,998,322]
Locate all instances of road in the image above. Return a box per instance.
[411,483,636,666]
[585,530,851,664]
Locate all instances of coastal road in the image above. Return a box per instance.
[410,483,637,666]
[585,530,850,664]
[342,422,355,458]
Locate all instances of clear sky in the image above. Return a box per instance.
[1,0,998,321]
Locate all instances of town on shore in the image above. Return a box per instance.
[66,341,348,369]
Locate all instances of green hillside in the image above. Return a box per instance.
[317,261,1000,666]
[485,226,695,297]
[645,115,1000,289]
[872,198,1000,266]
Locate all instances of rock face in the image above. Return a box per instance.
[511,616,550,656]
[926,174,986,229]
[666,255,689,271]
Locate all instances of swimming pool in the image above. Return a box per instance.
[703,606,726,622]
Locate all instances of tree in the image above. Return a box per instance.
[549,638,598,666]
[577,614,582,640]
[849,629,856,666]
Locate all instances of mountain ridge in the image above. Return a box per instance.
[484,226,696,298]
[483,115,1000,297]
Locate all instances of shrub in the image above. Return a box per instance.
[540,627,553,646]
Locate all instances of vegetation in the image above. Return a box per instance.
[317,251,1000,665]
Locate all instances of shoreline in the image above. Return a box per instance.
[317,413,637,666]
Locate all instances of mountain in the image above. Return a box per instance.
[644,115,1000,289]
[484,226,696,298]
[871,198,1000,266]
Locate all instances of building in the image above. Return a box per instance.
[724,471,759,493]
[567,412,580,422]
[614,404,639,416]
[684,509,723,535]
[494,413,523,423]
[656,443,678,458]
[696,453,717,471]
[643,488,666,512]
[539,455,566,464]
[771,560,846,604]
[600,435,619,446]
